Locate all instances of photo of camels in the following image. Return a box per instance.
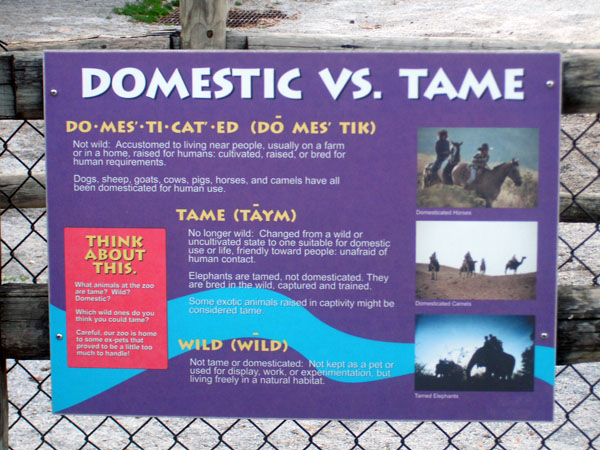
[428,252,440,280]
[459,252,477,278]
[415,315,535,392]
[416,221,537,300]
[417,127,539,209]
[505,255,527,274]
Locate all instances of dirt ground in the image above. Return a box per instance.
[416,264,537,300]
[1,0,600,45]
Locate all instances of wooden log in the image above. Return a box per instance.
[226,32,248,50]
[0,54,15,120]
[244,33,600,52]
[0,283,599,364]
[0,284,49,360]
[2,43,600,119]
[562,51,600,114]
[0,174,46,209]
[13,52,44,120]
[6,33,174,52]
[559,192,600,222]
[557,285,600,365]
[180,0,228,49]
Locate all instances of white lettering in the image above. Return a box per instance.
[146,68,190,99]
[191,68,212,98]
[351,68,372,99]
[231,68,261,99]
[424,68,458,100]
[505,68,525,100]
[112,67,146,99]
[278,68,303,100]
[400,67,526,101]
[457,69,502,100]
[213,68,233,99]
[398,68,429,99]
[82,68,111,98]
[319,68,353,100]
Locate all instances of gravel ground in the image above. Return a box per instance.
[2,1,600,449]
[2,0,600,44]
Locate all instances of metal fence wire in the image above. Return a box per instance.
[2,110,600,448]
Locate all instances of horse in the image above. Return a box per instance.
[451,158,522,207]
[428,252,440,280]
[422,141,463,188]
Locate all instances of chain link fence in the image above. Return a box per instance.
[2,100,600,448]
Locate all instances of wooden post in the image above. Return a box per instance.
[0,200,7,450]
[0,347,8,450]
[0,221,7,450]
[180,0,228,49]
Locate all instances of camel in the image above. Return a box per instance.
[480,258,486,275]
[422,141,463,188]
[505,256,526,274]
[451,158,523,207]
[428,252,440,280]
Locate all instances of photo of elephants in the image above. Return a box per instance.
[416,220,537,300]
[415,314,535,391]
[417,127,539,208]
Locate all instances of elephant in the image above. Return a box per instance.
[466,337,515,380]
[435,359,464,380]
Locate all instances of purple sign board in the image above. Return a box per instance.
[45,51,560,421]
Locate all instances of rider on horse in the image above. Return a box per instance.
[431,129,451,177]
[467,143,491,186]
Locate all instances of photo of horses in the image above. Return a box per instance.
[416,221,537,300]
[415,314,535,392]
[417,127,539,208]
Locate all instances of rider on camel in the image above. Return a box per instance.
[467,143,492,186]
[464,251,474,264]
[431,129,451,177]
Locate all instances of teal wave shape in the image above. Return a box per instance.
[50,304,142,412]
[50,288,413,411]
[49,288,556,412]
[169,288,414,381]
[534,345,555,386]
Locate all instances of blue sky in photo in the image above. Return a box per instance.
[415,315,534,374]
[418,127,539,171]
